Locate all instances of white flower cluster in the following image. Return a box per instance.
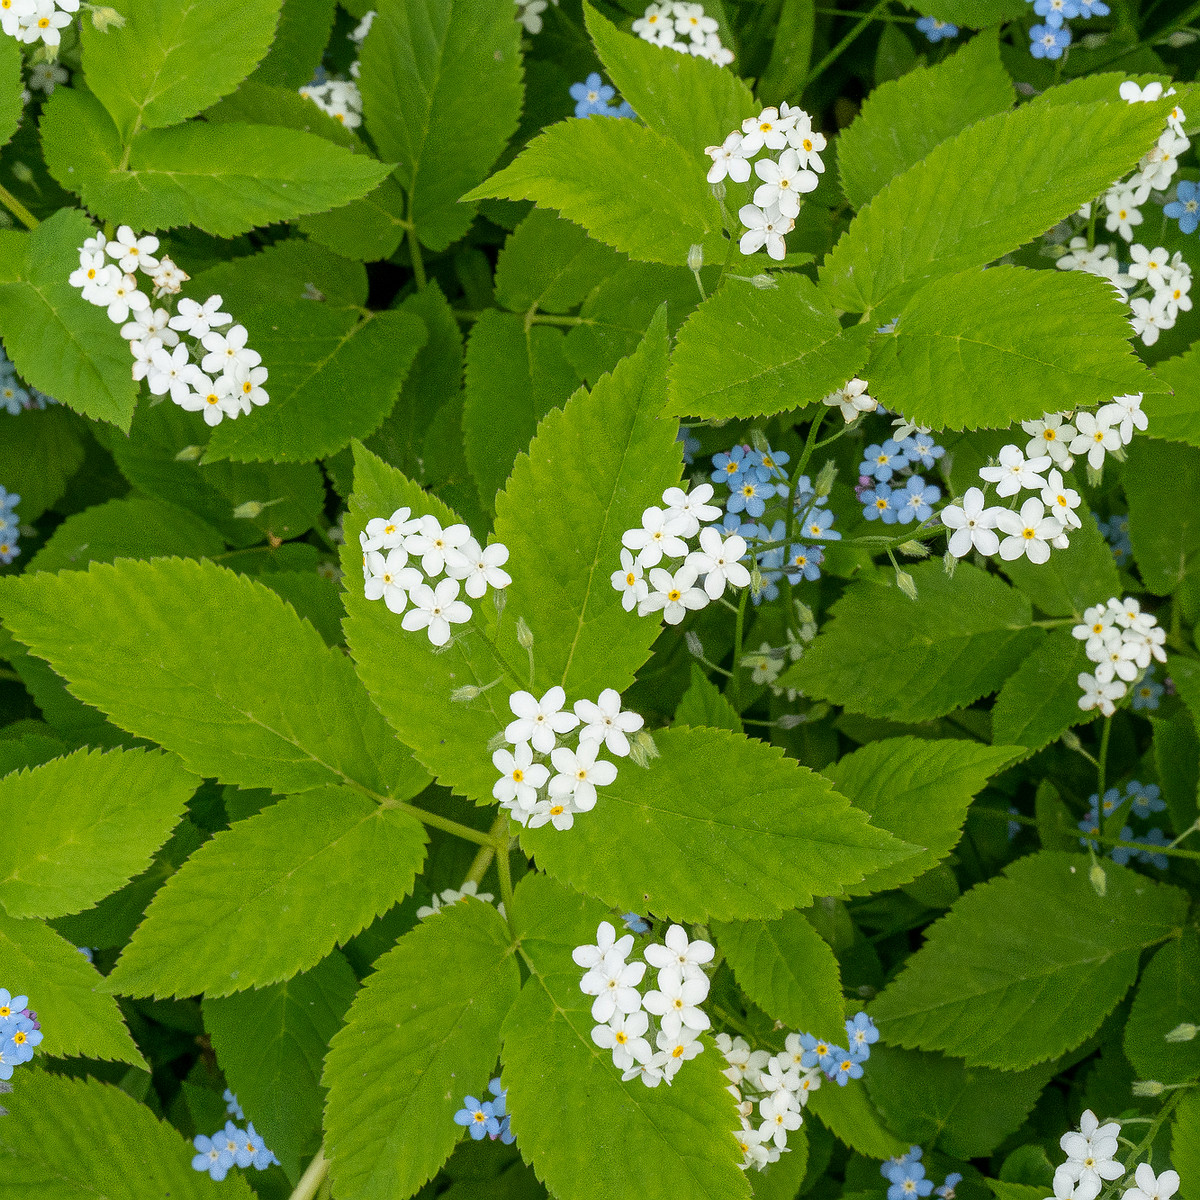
[359,506,511,646]
[705,104,826,260]
[69,225,270,427]
[0,0,75,48]
[718,1033,821,1170]
[573,922,713,1088]
[1072,597,1165,717]
[1051,1110,1126,1200]
[297,11,372,127]
[416,880,503,920]
[821,376,877,423]
[612,483,752,623]
[632,2,733,66]
[493,686,642,830]
[943,394,1146,565]
[1057,82,1191,347]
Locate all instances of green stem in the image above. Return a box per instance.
[392,800,495,848]
[813,6,917,18]
[729,586,749,708]
[783,411,828,549]
[806,0,894,87]
[405,194,426,290]
[1096,716,1113,801]
[1097,1091,1187,1200]
[464,815,509,886]
[992,809,1200,862]
[1168,817,1200,850]
[496,837,515,912]
[0,183,37,231]
[289,1147,329,1200]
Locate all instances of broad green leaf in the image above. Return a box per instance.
[464,117,729,268]
[325,900,521,1200]
[0,209,138,429]
[675,663,743,733]
[502,873,751,1200]
[359,0,523,251]
[867,266,1163,430]
[0,910,143,1064]
[910,0,1025,21]
[666,275,874,420]
[205,950,358,1180]
[1124,931,1200,1085]
[492,311,683,698]
[0,558,429,799]
[1126,439,1200,595]
[0,733,67,776]
[806,1077,906,1159]
[584,5,757,159]
[0,406,86,522]
[870,851,1189,1069]
[715,910,845,1041]
[838,34,1013,210]
[252,0,338,89]
[30,495,226,572]
[1174,1093,1200,1200]
[42,89,394,238]
[104,786,427,998]
[826,737,1021,894]
[864,1046,1054,1158]
[462,310,582,511]
[1153,710,1200,838]
[522,726,916,922]
[0,1071,255,1198]
[203,305,427,463]
[786,563,1042,723]
[757,0,816,106]
[0,747,196,920]
[990,631,1098,755]
[1144,343,1200,447]
[80,0,284,136]
[819,95,1177,316]
[0,37,21,151]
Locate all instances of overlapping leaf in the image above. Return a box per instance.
[1124,931,1200,1085]
[1126,439,1200,595]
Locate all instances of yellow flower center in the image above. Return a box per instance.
[667,588,681,602]
[512,768,524,782]
[1022,527,1037,540]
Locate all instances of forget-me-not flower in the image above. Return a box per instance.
[1165,181,1200,235]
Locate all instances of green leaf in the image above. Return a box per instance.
[0,406,86,522]
[1144,343,1200,447]
[819,95,1177,316]
[359,0,523,252]
[492,310,682,698]
[252,0,338,89]
[325,899,520,1200]
[522,726,916,922]
[1153,710,1199,839]
[0,747,196,920]
[675,663,743,733]
[756,0,816,106]
[1173,1092,1200,1200]
[1124,931,1200,1086]
[715,911,845,1041]
[80,0,284,136]
[42,89,394,238]
[203,305,427,463]
[870,850,1189,1069]
[666,275,874,420]
[806,1077,907,1159]
[867,266,1163,430]
[1126,438,1200,595]
[838,34,1013,211]
[584,4,757,160]
[205,950,358,1180]
[826,737,1021,894]
[0,37,22,151]
[502,873,751,1200]
[990,630,1098,756]
[105,786,427,998]
[462,310,582,511]
[787,563,1042,723]
[0,1071,256,1198]
[0,558,429,799]
[0,910,143,1064]
[30,495,226,573]
[911,0,1025,22]
[864,1045,1054,1158]
[0,209,138,429]
[464,117,729,268]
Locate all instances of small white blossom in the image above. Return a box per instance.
[106,225,159,275]
[361,507,419,552]
[1078,671,1126,717]
[639,563,708,624]
[1104,187,1143,241]
[642,971,711,1037]
[547,740,618,812]
[941,487,1001,558]
[979,444,1052,497]
[1123,1165,1179,1200]
[738,203,792,261]
[704,132,752,184]
[752,150,818,219]
[686,527,751,598]
[1098,393,1147,444]
[784,110,826,171]
[505,685,579,753]
[661,482,721,538]
[179,373,240,426]
[405,514,470,576]
[610,548,648,611]
[1021,413,1077,466]
[573,688,643,757]
[363,548,421,614]
[822,377,875,422]
[492,741,548,811]
[580,951,646,1023]
[995,499,1062,564]
[169,295,232,338]
[1070,412,1122,469]
[573,921,633,970]
[200,324,261,376]
[400,578,472,646]
[739,107,789,155]
[622,505,689,567]
[444,538,511,598]
[593,1010,652,1070]
[643,923,714,987]
[1040,470,1082,530]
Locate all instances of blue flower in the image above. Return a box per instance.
[937,1173,964,1199]
[711,445,760,487]
[1110,826,1137,865]
[192,1134,234,1182]
[882,1148,924,1181]
[757,446,791,480]
[622,912,650,933]
[828,1047,864,1085]
[862,483,898,524]
[793,474,828,513]
[846,1012,879,1057]
[1077,0,1110,15]
[887,1161,934,1200]
[610,100,636,120]
[915,15,958,40]
[0,487,18,513]
[797,505,840,542]
[569,73,615,118]
[223,1088,244,1120]
[897,475,940,523]
[0,990,27,1023]
[728,477,776,518]
[860,439,910,482]
[1138,828,1169,870]
[454,1095,499,1140]
[798,1032,832,1069]
[676,429,701,465]
[1087,787,1120,817]
[1032,0,1080,26]
[1078,809,1102,851]
[1165,181,1200,235]
[903,433,945,470]
[5,1024,41,1064]
[1132,675,1164,711]
[0,537,19,566]
[1008,805,1021,840]
[784,543,823,583]
[1029,22,1071,58]
[1127,780,1166,817]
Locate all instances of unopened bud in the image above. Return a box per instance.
[175,444,203,462]
[451,686,481,703]
[794,600,814,626]
[814,460,837,498]
[943,550,958,578]
[516,617,534,650]
[9,162,32,185]
[629,741,650,769]
[493,588,507,617]
[1166,1023,1198,1043]
[749,428,770,455]
[687,244,704,272]
[897,540,930,558]
[750,565,764,599]
[91,5,125,30]
[895,570,918,601]
[1086,462,1104,489]
[710,181,726,203]
[707,417,729,429]
[1132,1079,1164,1097]
[1090,861,1107,897]
[777,714,805,729]
[749,273,778,290]
[486,730,508,754]
[1165,29,1198,47]
[232,500,265,520]
[634,729,659,761]
[1061,729,1084,752]
[685,631,704,659]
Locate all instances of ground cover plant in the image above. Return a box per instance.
[0,0,1198,1198]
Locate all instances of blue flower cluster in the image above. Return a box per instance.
[1078,781,1169,870]
[915,16,958,41]
[1131,665,1165,711]
[0,348,55,415]
[0,988,41,1081]
[569,73,634,120]
[1026,0,1109,59]
[881,1148,962,1200]
[858,434,943,525]
[0,487,18,566]
[453,1077,513,1144]
[622,912,650,933]
[1166,181,1200,235]
[1094,512,1132,566]
[191,1093,280,1182]
[797,1013,880,1087]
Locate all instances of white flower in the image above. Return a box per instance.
[739,107,789,155]
[1070,411,1123,468]
[505,685,579,753]
[169,295,232,338]
[593,1010,652,1070]
[515,0,547,35]
[81,228,107,255]
[106,226,159,275]
[573,921,633,970]
[573,689,643,757]
[1039,470,1082,530]
[0,0,33,40]
[1119,81,1164,102]
[405,514,470,576]
[785,110,826,170]
[364,548,421,614]
[444,538,511,598]
[686,527,751,598]
[704,131,752,184]
[69,250,106,293]
[230,361,269,411]
[361,507,418,552]
[941,487,1001,558]
[644,923,714,986]
[759,1097,802,1149]
[1123,1165,1179,1200]
[1160,272,1192,321]
[147,344,199,404]
[120,307,178,347]
[822,377,875,422]
[1104,188,1143,241]
[580,951,646,1023]
[1108,596,1156,635]
[151,257,188,296]
[738,203,792,261]
[673,2,717,39]
[995,499,1062,564]
[129,337,161,383]
[1049,1166,1099,1200]
[400,578,472,646]
[1021,413,1077,466]
[1079,624,1121,664]
[661,482,721,537]
[548,740,617,811]
[104,274,150,325]
[621,505,689,567]
[622,1054,668,1088]
[179,373,241,426]
[979,444,1052,497]
[1093,637,1140,684]
[656,1025,704,1078]
[1078,672,1125,717]
[1129,295,1172,347]
[1060,1110,1124,1194]
[735,1121,772,1170]
[639,563,708,624]
[200,324,261,375]
[19,0,70,46]
[610,548,648,611]
[417,881,494,920]
[642,972,711,1036]
[492,741,548,811]
[1129,245,1171,290]
[752,150,818,219]
[1098,393,1147,444]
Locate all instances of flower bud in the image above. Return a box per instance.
[749,429,771,455]
[943,550,958,578]
[777,714,805,729]
[1132,1079,1164,1097]
[451,686,481,703]
[710,181,726,203]
[1166,29,1198,46]
[895,569,918,601]
[232,501,266,520]
[1060,729,1084,752]
[749,273,778,290]
[516,617,534,650]
[750,565,764,599]
[685,631,704,659]
[628,741,650,769]
[486,730,508,754]
[897,540,930,558]
[634,729,659,760]
[9,162,32,185]
[174,445,203,462]
[687,244,704,272]
[814,460,837,497]
[1166,1023,1198,1043]
[91,6,126,30]
[493,587,507,617]
[1089,861,1107,897]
